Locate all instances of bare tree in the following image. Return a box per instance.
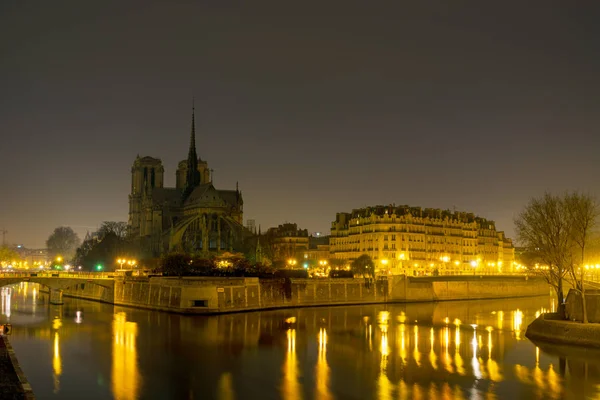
[515,193,573,315]
[565,192,599,323]
[97,221,128,240]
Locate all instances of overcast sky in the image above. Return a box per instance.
[1,0,599,247]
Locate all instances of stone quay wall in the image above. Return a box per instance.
[389,275,549,302]
[526,312,600,348]
[565,288,600,323]
[0,336,35,399]
[59,275,548,314]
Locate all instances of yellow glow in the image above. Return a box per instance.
[429,327,438,370]
[397,311,407,324]
[547,364,560,394]
[315,328,332,400]
[112,312,140,400]
[217,372,234,400]
[398,324,407,361]
[513,309,523,339]
[497,311,504,330]
[282,329,301,400]
[471,330,482,379]
[377,311,389,326]
[487,357,503,382]
[413,325,421,366]
[381,259,388,265]
[53,332,61,394]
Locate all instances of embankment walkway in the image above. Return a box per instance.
[0,336,35,399]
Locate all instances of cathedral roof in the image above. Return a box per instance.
[183,184,242,207]
[151,187,182,206]
[218,189,243,207]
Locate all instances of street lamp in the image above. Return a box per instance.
[471,260,478,275]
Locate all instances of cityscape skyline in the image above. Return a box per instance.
[2,1,600,248]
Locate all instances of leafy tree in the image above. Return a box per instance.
[0,246,21,264]
[351,254,375,277]
[160,253,191,276]
[46,227,81,261]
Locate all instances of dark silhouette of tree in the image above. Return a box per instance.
[97,221,128,240]
[161,253,192,276]
[46,227,80,261]
[351,254,375,277]
[73,231,137,271]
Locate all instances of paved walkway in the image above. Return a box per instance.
[0,336,34,399]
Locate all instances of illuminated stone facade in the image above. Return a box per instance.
[330,205,515,276]
[128,108,246,257]
[264,223,309,265]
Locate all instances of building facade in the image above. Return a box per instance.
[264,223,309,265]
[128,107,248,257]
[330,205,515,276]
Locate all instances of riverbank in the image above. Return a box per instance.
[525,313,600,348]
[58,275,549,314]
[0,336,35,399]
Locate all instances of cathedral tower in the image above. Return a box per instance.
[128,156,164,236]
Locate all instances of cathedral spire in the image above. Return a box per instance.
[183,98,201,198]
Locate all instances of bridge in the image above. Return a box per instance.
[0,272,115,305]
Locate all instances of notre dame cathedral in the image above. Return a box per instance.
[128,106,249,257]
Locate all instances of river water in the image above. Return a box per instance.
[0,282,599,399]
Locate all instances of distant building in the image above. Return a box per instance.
[128,106,248,257]
[264,223,309,265]
[302,235,330,263]
[12,246,48,267]
[330,205,515,276]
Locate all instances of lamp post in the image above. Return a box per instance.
[117,258,137,270]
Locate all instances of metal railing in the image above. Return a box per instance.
[0,271,114,280]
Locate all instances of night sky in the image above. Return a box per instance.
[2,1,600,248]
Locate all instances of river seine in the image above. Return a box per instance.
[1,282,598,399]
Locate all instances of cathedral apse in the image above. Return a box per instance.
[128,105,249,257]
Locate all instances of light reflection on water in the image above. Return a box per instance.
[0,283,600,399]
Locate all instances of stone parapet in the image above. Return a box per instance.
[526,313,600,348]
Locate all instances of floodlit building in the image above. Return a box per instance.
[264,223,309,265]
[330,205,515,276]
